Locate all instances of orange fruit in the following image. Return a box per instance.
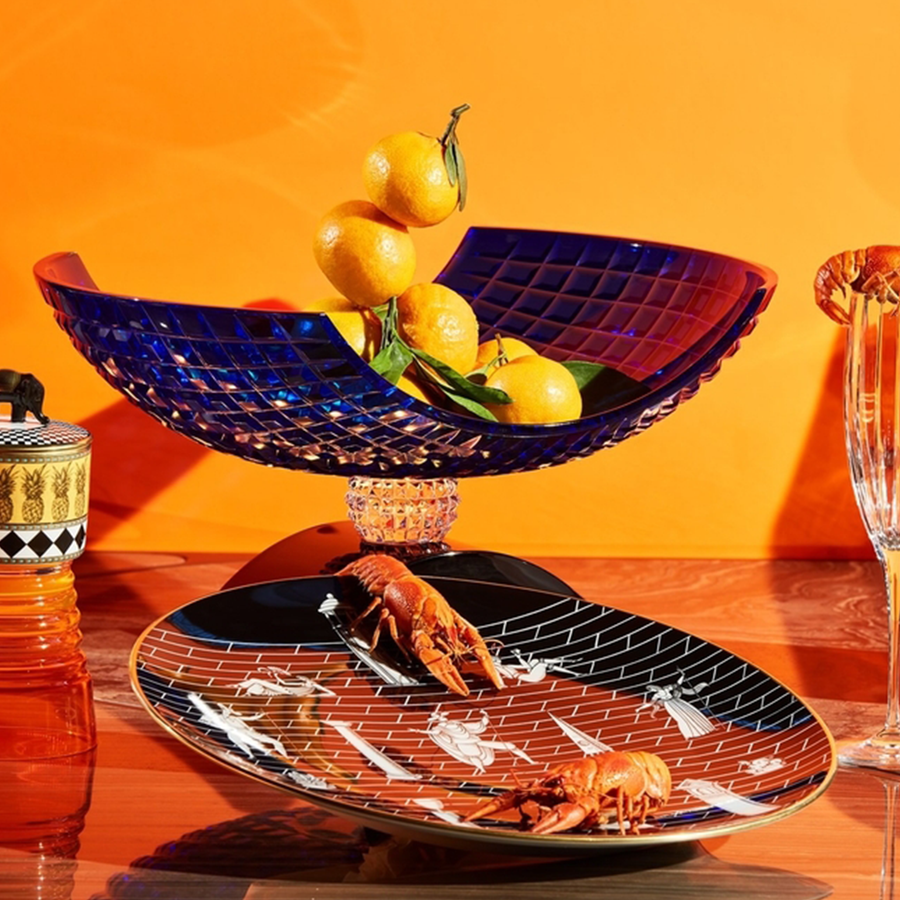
[312,200,416,308]
[323,310,382,361]
[396,371,434,403]
[363,131,459,228]
[472,335,537,375]
[484,355,583,424]
[396,282,479,375]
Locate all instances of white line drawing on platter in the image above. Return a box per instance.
[227,665,337,699]
[417,708,536,774]
[319,594,420,687]
[493,648,581,683]
[283,769,334,791]
[549,713,615,755]
[411,797,480,828]
[738,755,786,775]
[187,692,288,759]
[678,778,779,816]
[326,719,422,781]
[636,670,715,740]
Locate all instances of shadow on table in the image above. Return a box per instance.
[86,805,832,900]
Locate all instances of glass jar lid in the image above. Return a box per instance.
[0,418,91,459]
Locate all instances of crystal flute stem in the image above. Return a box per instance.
[869,295,900,743]
[881,547,900,740]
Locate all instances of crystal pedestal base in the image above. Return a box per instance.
[221,477,571,592]
[345,477,459,547]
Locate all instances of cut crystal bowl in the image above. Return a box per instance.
[34,228,776,481]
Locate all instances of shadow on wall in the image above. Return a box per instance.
[770,330,872,560]
[79,398,207,543]
[76,298,312,544]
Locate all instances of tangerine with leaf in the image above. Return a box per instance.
[472,335,537,377]
[363,105,470,228]
[484,355,583,425]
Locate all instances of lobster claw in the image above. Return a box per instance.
[529,801,596,835]
[412,630,470,697]
[465,791,596,834]
[455,617,505,691]
[463,789,519,823]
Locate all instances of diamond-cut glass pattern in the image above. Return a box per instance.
[34,229,775,479]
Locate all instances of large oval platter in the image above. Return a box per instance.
[129,573,835,855]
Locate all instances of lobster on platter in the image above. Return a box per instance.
[464,751,672,835]
[814,245,900,325]
[336,554,504,697]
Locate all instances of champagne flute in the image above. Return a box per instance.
[842,286,900,769]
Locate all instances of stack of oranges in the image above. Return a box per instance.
[306,106,583,425]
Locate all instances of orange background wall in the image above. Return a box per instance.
[1,0,887,559]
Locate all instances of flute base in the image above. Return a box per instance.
[839,734,900,772]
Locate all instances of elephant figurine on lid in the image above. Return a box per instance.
[0,370,49,424]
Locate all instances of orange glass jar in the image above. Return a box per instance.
[0,416,93,759]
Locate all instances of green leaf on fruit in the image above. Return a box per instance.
[560,361,611,390]
[411,347,512,405]
[370,339,413,384]
[443,140,459,187]
[452,140,468,211]
[561,360,650,415]
[439,390,499,421]
[370,301,391,324]
[439,104,469,211]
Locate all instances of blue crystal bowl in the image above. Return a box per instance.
[34,228,776,479]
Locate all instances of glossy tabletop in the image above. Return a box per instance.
[4,544,896,899]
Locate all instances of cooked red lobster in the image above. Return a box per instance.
[465,751,672,835]
[815,245,900,324]
[336,554,504,697]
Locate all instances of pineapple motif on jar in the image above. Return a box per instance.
[0,420,90,566]
[51,463,70,522]
[0,465,16,524]
[21,465,47,524]
[73,461,87,518]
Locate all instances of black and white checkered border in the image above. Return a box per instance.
[0,520,88,564]
[0,419,90,448]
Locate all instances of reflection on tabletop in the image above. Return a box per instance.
[0,750,95,900]
[81,804,831,900]
[875,772,900,900]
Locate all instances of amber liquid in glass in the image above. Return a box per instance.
[0,564,95,759]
